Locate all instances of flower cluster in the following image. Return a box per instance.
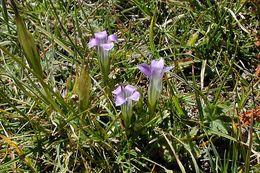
[89,30,171,129]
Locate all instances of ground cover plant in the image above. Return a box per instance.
[0,0,259,172]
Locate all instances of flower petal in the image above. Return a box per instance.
[100,42,114,51]
[88,38,98,48]
[108,34,118,43]
[112,86,122,95]
[151,58,164,71]
[150,58,166,79]
[138,63,151,78]
[129,91,140,101]
[94,31,108,40]
[115,95,126,106]
[125,85,137,94]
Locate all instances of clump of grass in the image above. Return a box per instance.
[0,0,259,172]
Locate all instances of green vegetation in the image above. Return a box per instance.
[0,0,259,172]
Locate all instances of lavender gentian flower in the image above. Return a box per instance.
[113,85,140,128]
[88,31,118,84]
[88,31,117,49]
[138,58,171,113]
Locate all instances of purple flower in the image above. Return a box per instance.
[112,84,140,129]
[138,58,171,113]
[88,31,118,85]
[88,31,118,50]
[138,58,171,82]
[112,85,140,106]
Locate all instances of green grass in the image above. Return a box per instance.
[0,0,259,172]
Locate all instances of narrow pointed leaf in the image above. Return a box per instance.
[78,65,92,111]
[11,0,43,79]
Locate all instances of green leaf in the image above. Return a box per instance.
[187,31,199,47]
[210,119,228,134]
[171,95,185,118]
[10,0,43,79]
[78,65,92,111]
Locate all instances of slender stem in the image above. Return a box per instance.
[244,79,256,173]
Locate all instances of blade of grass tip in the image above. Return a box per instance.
[10,0,43,79]
[162,132,186,173]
